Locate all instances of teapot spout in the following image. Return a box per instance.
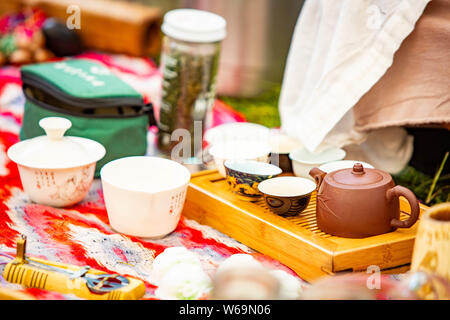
[309,167,326,188]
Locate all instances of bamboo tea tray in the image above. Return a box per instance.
[183,170,429,282]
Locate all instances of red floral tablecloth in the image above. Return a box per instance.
[0,53,299,300]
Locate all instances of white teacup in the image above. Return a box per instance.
[100,156,191,238]
[289,147,346,179]
[318,160,374,173]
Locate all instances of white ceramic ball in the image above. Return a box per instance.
[270,269,303,299]
[155,264,212,300]
[216,254,264,276]
[151,247,202,285]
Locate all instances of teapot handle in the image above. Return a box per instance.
[309,167,326,189]
[387,186,420,228]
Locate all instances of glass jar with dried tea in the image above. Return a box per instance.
[158,9,226,159]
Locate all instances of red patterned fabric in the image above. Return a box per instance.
[0,53,296,300]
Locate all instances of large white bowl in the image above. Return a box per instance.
[289,147,346,179]
[209,141,271,177]
[100,156,191,238]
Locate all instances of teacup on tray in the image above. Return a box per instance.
[258,176,316,216]
[224,160,282,201]
[289,147,346,179]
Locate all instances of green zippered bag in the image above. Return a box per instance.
[20,59,156,177]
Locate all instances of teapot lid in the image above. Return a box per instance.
[7,117,105,169]
[328,163,391,187]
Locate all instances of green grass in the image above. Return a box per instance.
[393,153,449,206]
[220,86,449,206]
[219,84,281,128]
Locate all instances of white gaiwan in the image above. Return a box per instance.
[7,117,106,207]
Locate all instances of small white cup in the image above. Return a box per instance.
[318,160,374,173]
[289,147,346,179]
[100,156,191,238]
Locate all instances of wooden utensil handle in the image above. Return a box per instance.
[387,185,420,228]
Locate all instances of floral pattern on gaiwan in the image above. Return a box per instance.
[48,165,94,202]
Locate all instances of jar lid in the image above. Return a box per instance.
[328,163,390,187]
[161,9,227,43]
[7,117,106,169]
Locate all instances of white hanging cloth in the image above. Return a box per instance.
[279,0,431,173]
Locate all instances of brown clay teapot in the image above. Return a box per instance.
[309,163,420,238]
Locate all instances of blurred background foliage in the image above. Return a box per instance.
[219,84,281,128]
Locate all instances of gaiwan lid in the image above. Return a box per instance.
[327,163,391,188]
[8,117,106,169]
